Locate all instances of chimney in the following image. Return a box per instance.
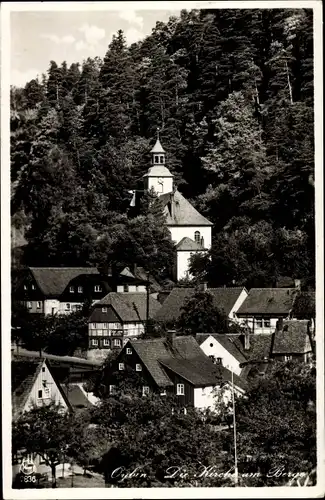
[294,279,301,290]
[166,330,176,347]
[276,318,284,331]
[244,331,250,350]
[200,282,208,292]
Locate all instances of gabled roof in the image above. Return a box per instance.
[62,384,93,410]
[176,237,205,251]
[12,359,43,420]
[292,291,316,319]
[129,335,223,388]
[196,334,247,364]
[94,292,161,322]
[11,358,71,420]
[28,267,99,297]
[159,190,213,226]
[233,334,273,362]
[154,287,246,323]
[236,288,297,316]
[134,267,162,293]
[271,320,312,354]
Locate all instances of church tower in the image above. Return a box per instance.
[143,129,174,195]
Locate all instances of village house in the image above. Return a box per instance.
[270,318,314,363]
[88,292,161,350]
[11,358,72,481]
[235,287,299,334]
[14,266,149,315]
[142,134,213,281]
[195,333,248,376]
[154,285,248,325]
[106,333,247,411]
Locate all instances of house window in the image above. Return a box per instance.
[66,303,71,311]
[31,284,36,290]
[126,348,132,355]
[38,390,42,399]
[119,363,125,371]
[94,285,102,292]
[202,387,206,395]
[42,367,45,372]
[109,385,116,395]
[23,285,28,290]
[103,338,110,347]
[216,357,222,365]
[136,364,142,372]
[194,231,201,244]
[76,304,82,311]
[264,319,271,328]
[284,355,292,362]
[92,339,98,347]
[177,384,185,396]
[160,390,167,396]
[142,386,150,396]
[255,318,263,328]
[43,387,51,398]
[102,307,107,313]
[103,323,108,328]
[78,286,83,293]
[183,407,187,415]
[37,301,42,309]
[69,286,74,293]
[123,285,129,293]
[154,155,159,164]
[27,301,32,309]
[114,339,122,347]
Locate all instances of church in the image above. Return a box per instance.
[142,134,213,281]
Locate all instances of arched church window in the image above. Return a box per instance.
[194,231,201,244]
[159,155,164,164]
[154,155,159,164]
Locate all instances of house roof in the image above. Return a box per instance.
[272,320,312,354]
[62,384,93,410]
[233,334,273,362]
[134,267,162,293]
[94,292,161,322]
[176,237,205,251]
[154,287,246,323]
[292,291,316,319]
[29,267,99,297]
[236,288,297,316]
[12,359,43,420]
[150,138,165,154]
[143,165,173,177]
[196,334,247,364]
[129,335,224,388]
[159,190,213,226]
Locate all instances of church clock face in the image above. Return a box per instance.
[157,177,164,193]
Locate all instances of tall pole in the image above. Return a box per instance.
[232,370,238,486]
[146,271,150,335]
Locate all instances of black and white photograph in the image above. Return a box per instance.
[1,1,324,498]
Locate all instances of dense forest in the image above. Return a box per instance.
[10,8,315,289]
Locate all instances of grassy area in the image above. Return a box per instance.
[56,473,105,488]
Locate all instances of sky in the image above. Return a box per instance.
[10,8,181,87]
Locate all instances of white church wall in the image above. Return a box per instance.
[176,250,207,281]
[169,226,212,248]
[147,176,173,195]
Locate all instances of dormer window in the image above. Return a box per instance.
[94,285,102,292]
[69,286,74,293]
[31,284,36,290]
[78,286,83,293]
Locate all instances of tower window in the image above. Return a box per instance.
[194,231,201,244]
[159,155,164,164]
[154,155,159,164]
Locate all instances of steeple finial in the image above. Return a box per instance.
[157,127,160,140]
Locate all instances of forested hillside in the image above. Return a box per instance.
[10,8,314,288]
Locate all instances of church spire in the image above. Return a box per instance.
[150,127,165,164]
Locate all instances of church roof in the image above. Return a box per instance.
[176,237,206,251]
[150,138,165,153]
[159,190,213,226]
[143,165,173,178]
